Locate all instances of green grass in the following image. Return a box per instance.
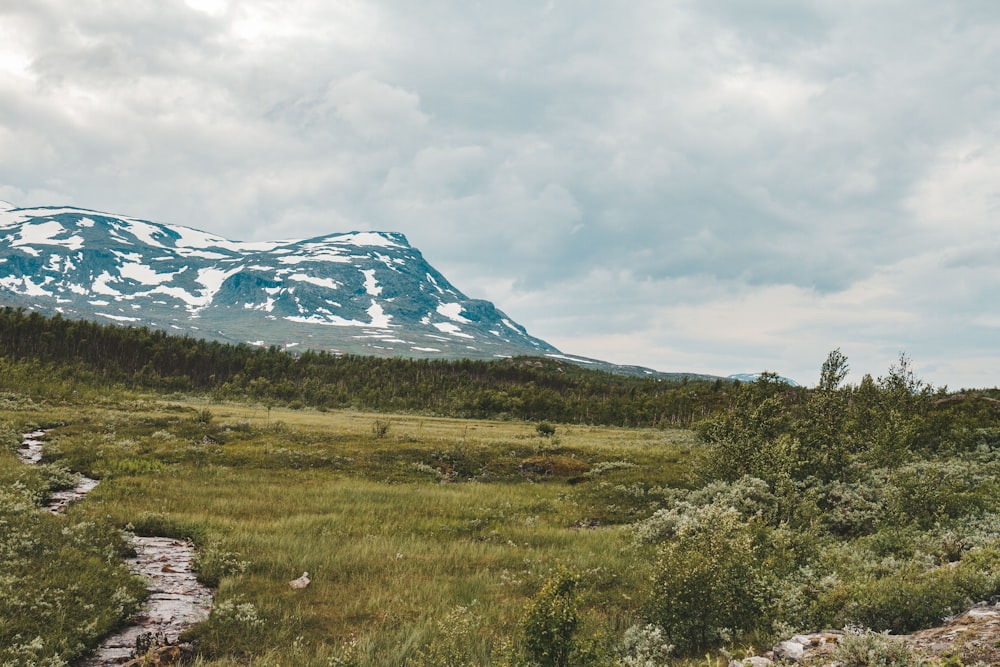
[0,400,698,665]
[0,431,147,666]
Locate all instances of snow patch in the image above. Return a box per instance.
[244,297,276,312]
[289,273,340,289]
[436,302,470,323]
[367,302,391,327]
[433,322,474,339]
[98,313,141,322]
[93,272,123,296]
[195,266,242,307]
[277,253,351,265]
[175,249,231,260]
[0,207,91,228]
[149,285,200,307]
[332,232,402,248]
[426,273,444,293]
[12,221,86,251]
[119,262,179,286]
[545,354,594,364]
[501,318,522,332]
[20,277,51,297]
[169,225,289,253]
[121,219,169,248]
[285,314,369,327]
[411,347,441,352]
[0,276,44,296]
[361,269,382,296]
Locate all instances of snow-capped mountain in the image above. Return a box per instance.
[0,202,558,359]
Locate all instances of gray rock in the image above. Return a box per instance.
[773,640,805,662]
[729,657,774,667]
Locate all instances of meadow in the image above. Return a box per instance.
[0,397,699,666]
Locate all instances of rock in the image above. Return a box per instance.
[729,657,774,667]
[773,639,805,662]
[289,571,310,589]
[122,643,190,666]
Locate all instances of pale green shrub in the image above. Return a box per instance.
[832,626,912,667]
[616,624,673,667]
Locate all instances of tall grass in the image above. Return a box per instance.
[1,400,695,665]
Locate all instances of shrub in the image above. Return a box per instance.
[631,477,778,544]
[372,418,391,439]
[536,422,556,437]
[616,624,673,667]
[194,542,249,587]
[523,567,579,667]
[842,560,997,633]
[644,506,774,654]
[832,626,912,667]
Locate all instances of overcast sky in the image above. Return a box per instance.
[1,1,999,388]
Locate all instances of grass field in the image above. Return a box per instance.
[0,398,702,665]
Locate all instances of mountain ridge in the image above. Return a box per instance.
[0,204,557,360]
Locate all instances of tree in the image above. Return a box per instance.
[818,348,850,392]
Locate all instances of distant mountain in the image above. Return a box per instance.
[727,372,800,387]
[0,203,558,360]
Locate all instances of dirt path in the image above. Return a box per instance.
[18,430,213,665]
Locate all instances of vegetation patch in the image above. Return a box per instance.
[0,328,998,665]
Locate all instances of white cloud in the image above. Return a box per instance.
[322,72,428,140]
[906,131,1000,237]
[1,0,1000,386]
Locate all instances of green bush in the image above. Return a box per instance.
[644,506,774,654]
[842,558,999,633]
[536,422,556,437]
[523,567,579,667]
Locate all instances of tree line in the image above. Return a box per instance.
[0,307,739,426]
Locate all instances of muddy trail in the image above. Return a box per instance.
[17,430,213,665]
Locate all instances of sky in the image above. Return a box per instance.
[1,1,999,388]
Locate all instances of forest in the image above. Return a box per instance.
[0,307,738,426]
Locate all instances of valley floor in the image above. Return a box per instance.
[0,398,697,666]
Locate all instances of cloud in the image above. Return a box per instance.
[2,0,1000,386]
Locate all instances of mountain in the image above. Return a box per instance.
[727,372,800,387]
[0,203,559,360]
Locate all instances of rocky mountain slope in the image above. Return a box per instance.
[0,202,558,360]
